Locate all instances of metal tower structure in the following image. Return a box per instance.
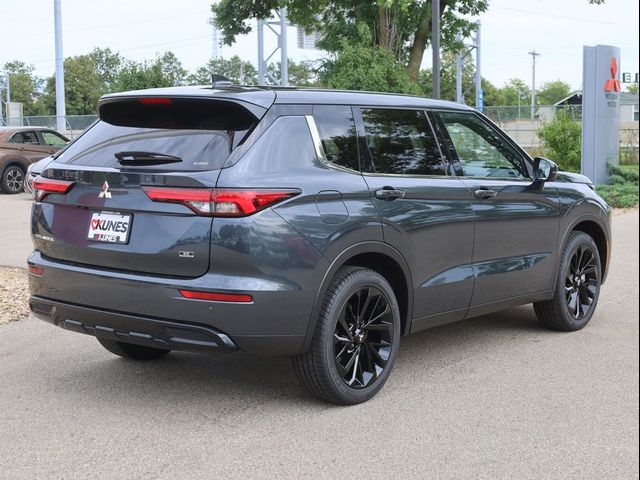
[455,21,482,111]
[0,73,9,125]
[257,8,289,86]
[208,14,221,62]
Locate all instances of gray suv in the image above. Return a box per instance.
[28,87,611,404]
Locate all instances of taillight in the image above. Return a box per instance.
[179,289,253,303]
[142,187,299,217]
[137,97,172,105]
[32,176,75,201]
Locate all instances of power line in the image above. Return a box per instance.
[19,34,212,66]
[493,6,639,28]
[0,10,212,40]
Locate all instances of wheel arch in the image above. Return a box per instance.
[560,212,611,285]
[301,242,414,353]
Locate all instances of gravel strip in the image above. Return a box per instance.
[0,267,30,324]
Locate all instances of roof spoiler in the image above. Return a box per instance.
[97,96,266,130]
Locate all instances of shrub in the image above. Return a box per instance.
[595,163,639,208]
[537,110,582,172]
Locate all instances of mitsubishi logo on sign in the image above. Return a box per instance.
[604,57,621,92]
[98,181,112,199]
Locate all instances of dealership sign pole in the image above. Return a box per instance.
[581,44,621,185]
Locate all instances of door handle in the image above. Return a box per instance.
[474,188,497,200]
[374,187,405,201]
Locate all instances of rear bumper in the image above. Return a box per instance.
[30,296,239,353]
[27,251,315,355]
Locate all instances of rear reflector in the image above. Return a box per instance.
[28,264,44,276]
[179,289,253,303]
[33,176,76,201]
[142,187,299,217]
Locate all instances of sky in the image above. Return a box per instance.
[0,0,638,92]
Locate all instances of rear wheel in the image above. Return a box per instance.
[97,337,171,361]
[1,165,25,194]
[534,231,601,331]
[293,266,401,405]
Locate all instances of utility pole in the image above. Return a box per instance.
[455,33,463,103]
[54,0,66,133]
[529,50,540,120]
[432,0,440,99]
[475,21,482,112]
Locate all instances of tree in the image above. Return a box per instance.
[187,56,258,85]
[1,61,46,116]
[500,78,531,107]
[627,82,639,95]
[537,80,572,105]
[319,25,420,94]
[213,0,488,81]
[538,109,582,173]
[112,51,187,92]
[416,51,501,105]
[88,47,124,93]
[267,59,318,86]
[40,55,105,115]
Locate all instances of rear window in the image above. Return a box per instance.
[55,122,239,171]
[55,98,258,171]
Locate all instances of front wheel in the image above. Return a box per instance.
[534,231,602,331]
[292,266,401,405]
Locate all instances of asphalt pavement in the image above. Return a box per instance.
[0,195,638,479]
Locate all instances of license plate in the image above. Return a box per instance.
[88,211,132,244]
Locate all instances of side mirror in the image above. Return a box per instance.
[533,157,558,183]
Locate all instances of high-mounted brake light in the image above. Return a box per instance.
[137,97,172,105]
[32,176,75,201]
[179,289,253,303]
[142,187,299,217]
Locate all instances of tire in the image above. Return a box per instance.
[1,165,25,194]
[97,337,171,361]
[292,266,401,405]
[534,231,602,331]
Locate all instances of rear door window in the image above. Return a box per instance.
[313,105,359,171]
[9,131,40,145]
[359,108,447,176]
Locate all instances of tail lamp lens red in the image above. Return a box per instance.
[179,289,252,303]
[142,187,298,217]
[32,177,76,201]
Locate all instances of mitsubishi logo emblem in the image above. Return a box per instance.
[98,181,112,199]
[604,57,621,93]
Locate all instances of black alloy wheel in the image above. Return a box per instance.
[292,266,401,405]
[535,231,602,331]
[565,244,598,320]
[333,286,394,388]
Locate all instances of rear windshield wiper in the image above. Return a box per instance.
[115,151,183,166]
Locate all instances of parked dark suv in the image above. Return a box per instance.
[28,86,611,404]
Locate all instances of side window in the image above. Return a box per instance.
[41,131,68,147]
[360,108,446,176]
[437,111,528,179]
[9,131,39,145]
[313,105,359,171]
